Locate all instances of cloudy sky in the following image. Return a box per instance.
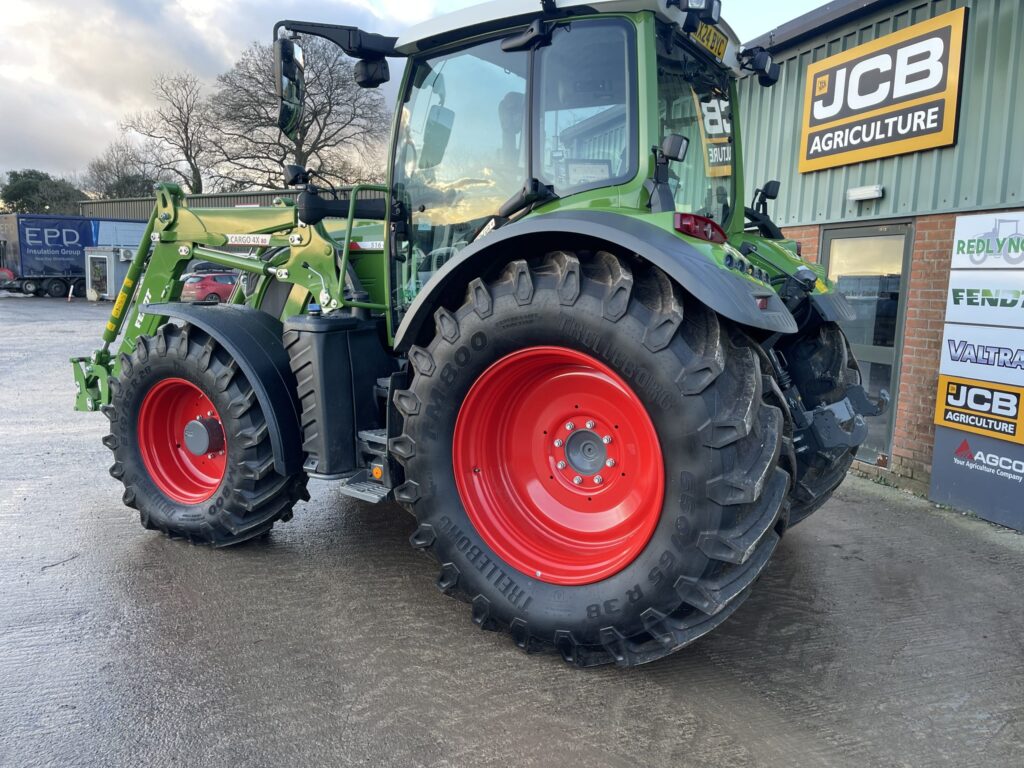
[0,0,825,179]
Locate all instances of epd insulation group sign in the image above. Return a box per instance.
[799,8,967,173]
[930,210,1024,531]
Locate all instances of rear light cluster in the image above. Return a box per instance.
[723,252,771,283]
[673,212,726,244]
[674,213,770,283]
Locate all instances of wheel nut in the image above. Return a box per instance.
[606,458,616,468]
[565,422,575,431]
[557,460,567,470]
[573,475,583,485]
[594,475,603,485]
[585,419,596,429]
[554,438,564,448]
[602,435,612,444]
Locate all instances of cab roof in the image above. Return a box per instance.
[395,0,741,72]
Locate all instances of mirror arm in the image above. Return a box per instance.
[274,20,402,59]
[646,147,674,214]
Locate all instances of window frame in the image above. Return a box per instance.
[820,219,914,460]
[531,17,639,197]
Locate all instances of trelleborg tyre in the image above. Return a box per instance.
[391,251,789,667]
[778,321,862,526]
[102,322,308,545]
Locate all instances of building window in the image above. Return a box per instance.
[822,222,913,460]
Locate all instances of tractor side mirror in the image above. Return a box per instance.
[355,58,390,88]
[762,180,781,200]
[419,105,455,170]
[661,134,690,163]
[274,37,305,141]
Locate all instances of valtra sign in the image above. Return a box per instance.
[798,7,967,173]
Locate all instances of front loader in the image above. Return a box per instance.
[73,0,886,667]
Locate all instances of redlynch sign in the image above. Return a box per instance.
[799,8,967,173]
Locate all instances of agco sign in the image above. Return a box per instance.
[799,7,967,173]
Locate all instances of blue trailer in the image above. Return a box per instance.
[0,214,146,297]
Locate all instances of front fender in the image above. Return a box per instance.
[394,210,797,351]
[143,303,303,477]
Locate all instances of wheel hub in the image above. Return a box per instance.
[452,346,664,586]
[558,426,612,484]
[183,417,225,456]
[137,378,227,504]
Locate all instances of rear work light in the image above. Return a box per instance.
[674,213,727,244]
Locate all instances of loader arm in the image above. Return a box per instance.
[71,183,389,413]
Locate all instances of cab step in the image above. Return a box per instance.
[358,428,388,459]
[337,469,389,504]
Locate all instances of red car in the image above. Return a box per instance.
[180,272,238,303]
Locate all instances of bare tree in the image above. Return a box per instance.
[209,37,391,190]
[122,73,216,194]
[84,138,159,199]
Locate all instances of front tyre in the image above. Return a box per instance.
[778,321,863,525]
[393,252,789,666]
[103,322,307,545]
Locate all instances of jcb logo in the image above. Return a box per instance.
[946,383,1019,419]
[809,28,948,125]
[934,375,1024,446]
[799,7,966,173]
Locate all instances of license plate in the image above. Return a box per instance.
[692,23,728,60]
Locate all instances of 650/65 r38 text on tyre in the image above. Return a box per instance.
[102,322,308,545]
[392,251,790,667]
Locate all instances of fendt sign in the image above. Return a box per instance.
[799,7,967,173]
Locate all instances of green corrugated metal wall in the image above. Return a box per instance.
[738,0,1024,227]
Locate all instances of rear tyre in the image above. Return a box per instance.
[778,321,862,525]
[102,322,306,545]
[45,278,67,298]
[203,293,221,303]
[22,280,39,296]
[392,251,788,666]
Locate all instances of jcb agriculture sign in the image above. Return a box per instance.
[799,8,967,173]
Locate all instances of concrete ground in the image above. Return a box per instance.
[2,297,1023,768]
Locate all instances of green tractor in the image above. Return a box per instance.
[73,0,886,666]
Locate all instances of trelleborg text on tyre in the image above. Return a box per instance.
[392,250,790,666]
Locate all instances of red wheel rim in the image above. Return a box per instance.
[137,378,227,504]
[453,346,664,586]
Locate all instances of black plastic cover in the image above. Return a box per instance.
[283,315,397,477]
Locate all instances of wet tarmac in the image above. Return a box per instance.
[2,297,1023,767]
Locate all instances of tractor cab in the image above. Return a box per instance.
[273,0,781,333]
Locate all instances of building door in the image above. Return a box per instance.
[821,222,912,461]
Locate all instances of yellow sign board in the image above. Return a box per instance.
[934,374,1024,446]
[799,7,967,173]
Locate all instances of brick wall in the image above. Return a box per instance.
[887,213,954,491]
[781,225,820,264]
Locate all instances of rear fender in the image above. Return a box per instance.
[143,303,303,476]
[394,210,797,351]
